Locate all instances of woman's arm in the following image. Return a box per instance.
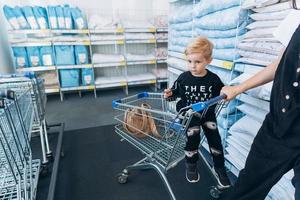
[221,48,285,101]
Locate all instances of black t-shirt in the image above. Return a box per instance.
[171,70,224,118]
[266,25,300,147]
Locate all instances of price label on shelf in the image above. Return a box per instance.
[120,60,126,66]
[117,39,124,45]
[116,28,124,33]
[149,60,156,64]
[86,86,94,90]
[149,80,156,84]
[148,28,156,32]
[149,39,156,43]
[82,29,89,34]
[82,41,91,45]
[120,81,127,86]
[222,61,233,69]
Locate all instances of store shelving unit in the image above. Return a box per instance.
[8,15,168,100]
[2,3,168,100]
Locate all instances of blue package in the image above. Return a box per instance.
[22,6,39,29]
[74,45,89,64]
[40,46,55,66]
[12,47,29,68]
[55,6,65,29]
[71,7,87,29]
[81,68,94,86]
[14,6,30,29]
[63,5,73,29]
[47,6,58,29]
[33,6,48,29]
[3,5,20,30]
[55,45,75,65]
[59,69,80,87]
[26,47,41,67]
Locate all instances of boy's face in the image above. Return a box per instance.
[186,53,212,76]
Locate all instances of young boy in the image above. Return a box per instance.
[164,37,231,187]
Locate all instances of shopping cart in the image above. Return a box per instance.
[0,73,51,172]
[112,92,227,200]
[0,89,40,200]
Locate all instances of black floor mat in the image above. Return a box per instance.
[33,125,228,200]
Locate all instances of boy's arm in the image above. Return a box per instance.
[221,48,285,101]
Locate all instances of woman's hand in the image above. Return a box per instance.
[221,85,243,101]
[163,88,173,98]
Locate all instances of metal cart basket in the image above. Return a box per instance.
[112,92,226,200]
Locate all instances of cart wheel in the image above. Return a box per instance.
[117,173,128,184]
[39,164,49,177]
[210,186,221,199]
[47,152,54,162]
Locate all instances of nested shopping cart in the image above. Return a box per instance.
[112,92,227,200]
[0,73,51,172]
[0,88,40,200]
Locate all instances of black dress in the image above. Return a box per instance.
[227,25,300,200]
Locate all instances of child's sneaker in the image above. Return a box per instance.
[213,167,231,188]
[185,163,200,183]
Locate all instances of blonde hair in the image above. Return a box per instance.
[184,37,214,60]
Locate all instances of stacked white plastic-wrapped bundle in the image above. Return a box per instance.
[193,0,248,61]
[169,1,193,54]
[236,0,290,66]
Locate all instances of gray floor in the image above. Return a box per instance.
[46,85,165,131]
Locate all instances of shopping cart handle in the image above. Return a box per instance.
[0,90,15,100]
[112,99,121,108]
[191,94,227,112]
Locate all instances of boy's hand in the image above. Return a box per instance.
[163,88,173,98]
[221,85,242,101]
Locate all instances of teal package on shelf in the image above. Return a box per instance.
[12,47,29,68]
[40,46,55,66]
[47,6,58,29]
[59,69,80,88]
[26,46,41,67]
[81,68,94,86]
[55,45,75,65]
[74,45,89,65]
[63,5,73,29]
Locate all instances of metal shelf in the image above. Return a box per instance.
[45,88,60,94]
[127,60,156,65]
[8,29,51,34]
[56,64,93,70]
[95,76,127,88]
[11,41,52,47]
[17,66,56,72]
[52,29,89,34]
[157,59,167,64]
[156,28,168,32]
[91,40,124,45]
[60,85,95,92]
[126,39,156,44]
[125,27,157,33]
[157,78,168,83]
[93,61,125,68]
[53,41,91,46]
[157,39,168,43]
[90,28,124,33]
